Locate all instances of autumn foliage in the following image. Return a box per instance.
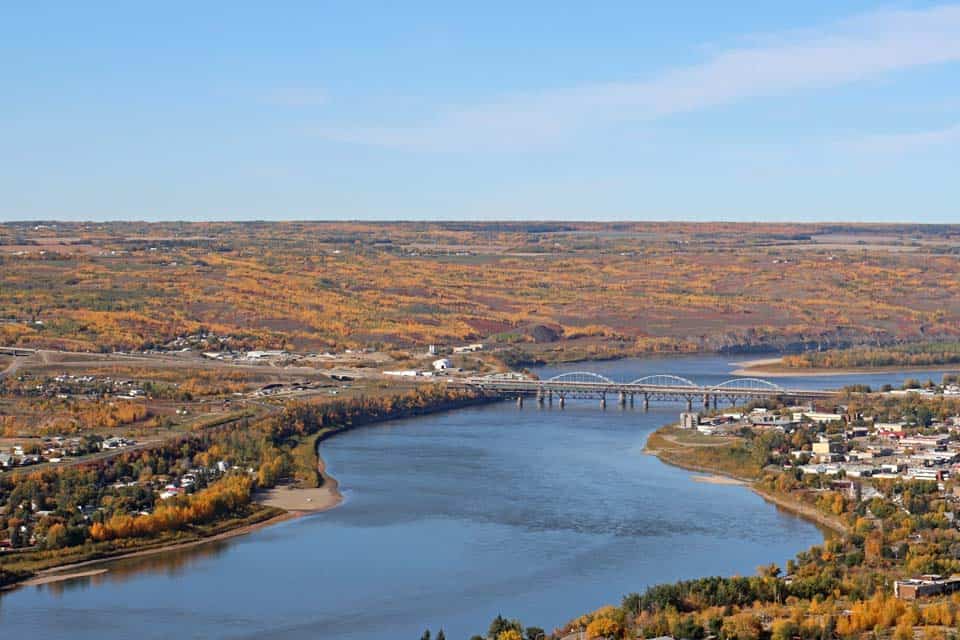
[4,221,960,358]
[89,475,252,541]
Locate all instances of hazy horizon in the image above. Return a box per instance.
[4,217,960,226]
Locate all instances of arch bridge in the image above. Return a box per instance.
[459,371,835,410]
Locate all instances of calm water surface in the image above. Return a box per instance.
[3,355,955,639]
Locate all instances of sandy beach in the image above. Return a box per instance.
[6,450,345,592]
[18,569,109,587]
[650,450,844,534]
[254,453,343,513]
[648,433,845,535]
[690,474,745,486]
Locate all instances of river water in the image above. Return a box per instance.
[2,355,955,639]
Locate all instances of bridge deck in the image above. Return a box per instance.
[456,377,837,400]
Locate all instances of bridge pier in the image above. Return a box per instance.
[460,373,831,412]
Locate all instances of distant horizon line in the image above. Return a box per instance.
[2,218,960,227]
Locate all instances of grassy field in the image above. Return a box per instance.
[645,425,763,481]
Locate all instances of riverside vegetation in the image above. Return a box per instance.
[8,220,960,633]
[783,344,960,371]
[450,389,960,640]
[0,385,487,587]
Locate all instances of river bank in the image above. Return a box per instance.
[5,450,342,592]
[2,389,498,591]
[1,359,833,639]
[255,449,343,513]
[4,508,294,591]
[644,425,846,535]
[11,450,345,591]
[254,390,501,513]
[732,356,959,378]
[751,485,846,535]
[257,389,501,506]
[690,474,745,486]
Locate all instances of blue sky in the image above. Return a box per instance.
[2,2,960,222]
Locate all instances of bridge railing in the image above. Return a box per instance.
[459,374,835,398]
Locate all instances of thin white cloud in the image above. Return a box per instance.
[314,4,960,151]
[855,123,960,153]
[262,87,328,107]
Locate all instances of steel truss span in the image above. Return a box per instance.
[457,371,835,408]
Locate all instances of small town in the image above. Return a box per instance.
[681,384,960,486]
[4,3,960,632]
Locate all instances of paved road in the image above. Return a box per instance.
[3,409,264,476]
[0,347,391,477]
[0,354,24,379]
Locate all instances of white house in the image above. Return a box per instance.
[432,358,452,371]
[793,411,843,424]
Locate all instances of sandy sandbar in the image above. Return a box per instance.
[19,569,108,587]
[5,511,298,592]
[254,453,343,513]
[690,474,746,486]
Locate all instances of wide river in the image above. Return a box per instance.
[2,355,954,639]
